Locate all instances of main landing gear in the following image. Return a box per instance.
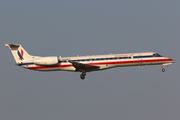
[80,71,86,80]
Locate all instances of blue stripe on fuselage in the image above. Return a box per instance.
[18,55,163,66]
[18,62,34,66]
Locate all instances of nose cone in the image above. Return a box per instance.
[171,59,175,63]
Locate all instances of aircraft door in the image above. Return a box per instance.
[153,53,160,62]
[138,55,142,65]
[89,58,93,63]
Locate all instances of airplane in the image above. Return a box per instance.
[5,43,175,80]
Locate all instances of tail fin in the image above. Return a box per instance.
[5,44,33,63]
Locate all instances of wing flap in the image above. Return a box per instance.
[70,61,100,72]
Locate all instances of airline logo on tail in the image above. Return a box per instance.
[18,49,24,60]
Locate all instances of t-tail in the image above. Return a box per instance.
[5,44,34,63]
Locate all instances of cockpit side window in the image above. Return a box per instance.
[153,53,163,57]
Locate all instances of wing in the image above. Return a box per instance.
[70,61,100,72]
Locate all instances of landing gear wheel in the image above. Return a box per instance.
[80,71,86,80]
[162,68,165,72]
[80,74,85,80]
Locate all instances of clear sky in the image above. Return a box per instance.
[1,0,180,120]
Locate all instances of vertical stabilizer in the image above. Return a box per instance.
[5,44,33,63]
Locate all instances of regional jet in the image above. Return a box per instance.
[5,44,175,80]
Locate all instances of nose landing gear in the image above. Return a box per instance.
[162,63,173,72]
[162,65,165,72]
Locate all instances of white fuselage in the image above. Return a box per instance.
[19,52,174,72]
[5,43,174,80]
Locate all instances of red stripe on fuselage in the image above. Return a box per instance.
[88,58,173,66]
[26,58,174,70]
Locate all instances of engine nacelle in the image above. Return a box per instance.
[34,56,59,66]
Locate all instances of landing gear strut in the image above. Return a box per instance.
[162,65,165,72]
[161,63,173,72]
[80,71,86,80]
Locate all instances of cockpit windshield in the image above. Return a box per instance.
[153,53,163,57]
